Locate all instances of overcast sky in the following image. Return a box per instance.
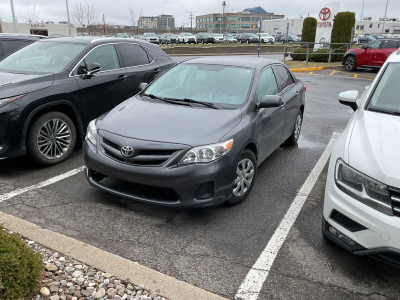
[0,0,397,27]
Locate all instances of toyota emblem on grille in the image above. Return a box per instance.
[121,146,134,157]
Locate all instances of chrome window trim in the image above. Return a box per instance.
[68,42,155,78]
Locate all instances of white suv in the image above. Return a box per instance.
[322,49,400,267]
[177,33,197,44]
[258,33,275,44]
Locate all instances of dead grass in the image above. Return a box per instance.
[285,60,342,69]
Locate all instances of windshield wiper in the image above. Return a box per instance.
[144,94,191,107]
[180,98,219,109]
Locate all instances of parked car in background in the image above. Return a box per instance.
[143,33,159,44]
[177,33,197,44]
[0,37,175,165]
[323,50,400,267]
[196,32,215,44]
[281,34,300,43]
[83,56,306,207]
[160,33,177,44]
[258,33,275,44]
[236,33,259,44]
[358,35,376,44]
[212,33,224,43]
[224,35,237,43]
[343,38,400,71]
[0,34,45,59]
[115,33,130,38]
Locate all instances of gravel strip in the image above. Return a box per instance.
[5,230,168,300]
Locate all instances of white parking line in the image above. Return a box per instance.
[235,132,340,300]
[0,166,85,203]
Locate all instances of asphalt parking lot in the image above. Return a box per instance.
[1,59,399,299]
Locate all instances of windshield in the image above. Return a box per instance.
[0,41,86,74]
[368,63,400,114]
[183,33,194,36]
[144,33,157,37]
[143,63,253,107]
[248,33,257,38]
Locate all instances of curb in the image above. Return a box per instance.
[290,66,324,72]
[0,211,227,300]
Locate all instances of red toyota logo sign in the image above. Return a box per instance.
[319,7,331,21]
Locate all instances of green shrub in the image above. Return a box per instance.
[331,12,356,49]
[0,228,42,300]
[291,48,310,61]
[309,49,329,62]
[301,17,317,47]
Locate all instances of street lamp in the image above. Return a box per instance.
[10,0,17,33]
[222,1,226,34]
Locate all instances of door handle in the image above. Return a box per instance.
[154,68,160,74]
[118,75,128,81]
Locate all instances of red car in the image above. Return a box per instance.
[343,38,400,71]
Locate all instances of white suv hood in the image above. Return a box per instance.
[348,110,400,187]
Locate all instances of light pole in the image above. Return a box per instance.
[236,16,241,35]
[222,1,226,34]
[10,0,17,33]
[358,0,365,38]
[382,0,389,34]
[65,0,72,36]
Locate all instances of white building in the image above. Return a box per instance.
[261,18,400,35]
[0,21,76,36]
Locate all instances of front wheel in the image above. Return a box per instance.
[344,55,357,71]
[284,111,303,146]
[26,111,76,166]
[226,150,257,205]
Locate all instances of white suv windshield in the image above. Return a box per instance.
[0,41,86,74]
[368,63,400,114]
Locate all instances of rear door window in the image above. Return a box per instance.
[117,43,150,67]
[272,65,294,92]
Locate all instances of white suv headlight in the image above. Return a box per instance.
[180,139,233,165]
[335,159,392,215]
[86,119,98,146]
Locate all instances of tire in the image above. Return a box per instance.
[344,55,357,71]
[284,110,303,146]
[240,39,243,44]
[26,111,76,166]
[226,149,257,205]
[246,39,250,44]
[261,39,264,43]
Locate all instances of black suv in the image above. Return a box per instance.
[160,33,177,44]
[196,32,215,44]
[236,33,259,44]
[0,37,175,165]
[0,33,45,59]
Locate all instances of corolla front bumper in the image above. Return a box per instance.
[83,135,239,207]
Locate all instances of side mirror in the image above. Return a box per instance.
[82,62,101,79]
[139,82,148,91]
[258,95,283,109]
[338,90,358,111]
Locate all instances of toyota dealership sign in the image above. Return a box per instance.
[314,1,340,50]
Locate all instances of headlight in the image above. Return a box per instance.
[335,159,392,215]
[0,94,25,107]
[86,119,98,146]
[180,139,233,165]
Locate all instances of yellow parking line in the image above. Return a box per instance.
[354,74,358,79]
[329,71,336,76]
[309,71,313,75]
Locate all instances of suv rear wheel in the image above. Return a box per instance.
[27,111,76,166]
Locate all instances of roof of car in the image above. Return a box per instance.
[182,56,281,68]
[0,33,46,40]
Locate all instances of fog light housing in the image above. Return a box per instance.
[328,225,357,247]
[195,182,214,200]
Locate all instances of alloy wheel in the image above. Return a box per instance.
[294,113,303,141]
[233,158,255,197]
[345,56,355,71]
[37,118,72,160]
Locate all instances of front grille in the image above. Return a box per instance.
[102,137,179,166]
[390,188,400,216]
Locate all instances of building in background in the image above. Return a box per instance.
[138,15,175,30]
[196,6,284,33]
[0,21,76,36]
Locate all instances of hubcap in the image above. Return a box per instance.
[345,57,354,70]
[233,158,255,197]
[294,114,302,141]
[37,118,72,160]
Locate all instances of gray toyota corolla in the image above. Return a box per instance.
[83,56,306,207]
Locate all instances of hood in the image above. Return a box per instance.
[348,110,400,187]
[98,96,242,147]
[0,72,54,99]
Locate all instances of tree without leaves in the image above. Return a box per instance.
[84,4,98,32]
[25,5,40,29]
[72,3,85,32]
[127,3,137,35]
